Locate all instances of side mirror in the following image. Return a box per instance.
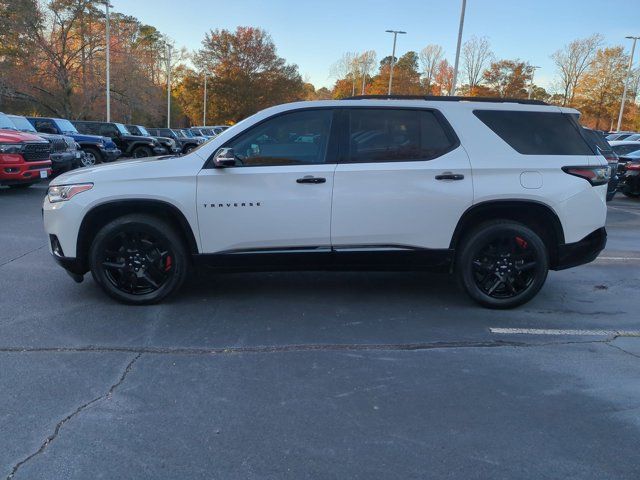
[213,148,238,167]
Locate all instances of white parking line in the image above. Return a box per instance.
[490,328,640,336]
[594,256,640,262]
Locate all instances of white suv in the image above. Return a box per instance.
[43,96,609,308]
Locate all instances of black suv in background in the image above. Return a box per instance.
[27,117,121,165]
[72,121,164,158]
[583,127,619,201]
[126,125,181,155]
[4,113,81,174]
[147,127,204,153]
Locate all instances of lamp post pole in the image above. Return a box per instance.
[105,2,112,121]
[617,36,640,132]
[166,43,172,128]
[451,0,467,95]
[385,30,406,95]
[203,72,207,126]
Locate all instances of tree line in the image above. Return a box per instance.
[1,1,638,130]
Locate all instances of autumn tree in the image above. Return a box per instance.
[575,46,628,130]
[419,44,444,94]
[368,51,422,95]
[330,52,359,97]
[462,36,493,94]
[433,59,454,96]
[551,34,603,106]
[482,60,532,98]
[193,26,305,123]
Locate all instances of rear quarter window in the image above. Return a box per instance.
[474,110,594,155]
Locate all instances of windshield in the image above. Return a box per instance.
[9,115,37,132]
[136,125,150,136]
[200,128,214,136]
[115,123,130,135]
[0,112,18,130]
[173,129,186,138]
[54,119,78,134]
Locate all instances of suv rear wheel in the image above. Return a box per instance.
[89,214,188,304]
[457,221,549,309]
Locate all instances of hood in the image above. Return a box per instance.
[69,132,114,145]
[50,153,204,187]
[121,134,156,144]
[0,129,47,143]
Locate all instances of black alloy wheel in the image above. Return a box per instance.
[457,221,549,309]
[89,214,188,304]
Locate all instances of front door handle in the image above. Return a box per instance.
[435,172,464,181]
[296,176,326,184]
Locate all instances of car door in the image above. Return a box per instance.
[331,107,473,250]
[197,108,338,253]
[99,124,122,149]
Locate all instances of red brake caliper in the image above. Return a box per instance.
[165,256,172,271]
[515,236,528,249]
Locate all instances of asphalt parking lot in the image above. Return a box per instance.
[1,183,640,479]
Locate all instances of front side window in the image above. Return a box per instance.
[55,119,78,134]
[348,109,455,163]
[114,123,130,135]
[225,109,333,167]
[475,110,594,155]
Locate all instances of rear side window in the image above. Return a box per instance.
[582,128,610,154]
[348,109,456,162]
[474,110,593,155]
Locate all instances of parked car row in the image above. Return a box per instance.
[0,113,227,188]
[602,131,640,199]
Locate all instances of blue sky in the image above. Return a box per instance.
[112,0,640,91]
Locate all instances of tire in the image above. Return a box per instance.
[132,146,152,158]
[7,183,35,189]
[606,190,616,202]
[82,147,102,166]
[89,214,188,305]
[183,145,194,154]
[456,221,549,309]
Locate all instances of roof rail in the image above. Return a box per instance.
[342,95,548,106]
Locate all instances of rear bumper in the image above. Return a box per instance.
[554,227,607,270]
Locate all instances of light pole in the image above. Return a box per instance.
[385,30,406,95]
[166,43,172,128]
[528,65,540,99]
[105,2,113,121]
[617,35,640,132]
[451,0,467,96]
[203,71,207,126]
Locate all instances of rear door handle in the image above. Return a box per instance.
[435,173,464,181]
[296,176,326,184]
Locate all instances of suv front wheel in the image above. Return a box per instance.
[89,214,188,304]
[457,221,549,309]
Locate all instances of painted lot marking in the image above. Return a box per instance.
[490,328,640,336]
[595,256,640,262]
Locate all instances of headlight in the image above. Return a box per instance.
[0,143,24,154]
[47,183,93,203]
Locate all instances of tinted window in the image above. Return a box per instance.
[32,119,57,133]
[74,122,100,135]
[582,128,611,154]
[348,109,455,162]
[474,110,593,155]
[225,109,333,166]
[613,144,640,156]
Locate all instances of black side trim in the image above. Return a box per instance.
[193,247,454,272]
[554,227,607,271]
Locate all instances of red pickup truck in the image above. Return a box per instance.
[0,129,52,188]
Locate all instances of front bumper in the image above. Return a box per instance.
[100,147,122,162]
[50,152,77,172]
[554,227,607,270]
[153,146,166,155]
[1,157,52,185]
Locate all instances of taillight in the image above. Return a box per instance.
[562,166,610,186]
[627,163,640,171]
